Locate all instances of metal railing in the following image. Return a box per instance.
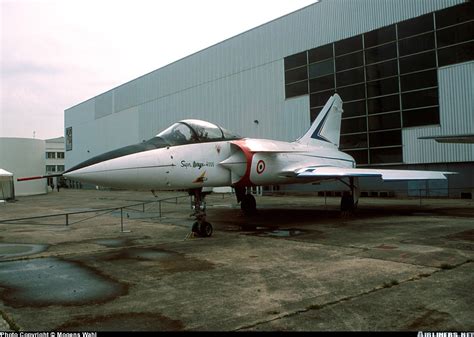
[0,195,192,232]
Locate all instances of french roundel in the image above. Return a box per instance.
[256,160,266,174]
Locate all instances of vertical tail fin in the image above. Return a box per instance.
[295,94,343,148]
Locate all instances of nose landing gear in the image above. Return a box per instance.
[189,188,213,237]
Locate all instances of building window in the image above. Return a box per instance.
[399,50,437,74]
[340,117,367,134]
[397,13,434,39]
[343,100,366,118]
[285,66,308,83]
[398,32,435,57]
[337,83,365,101]
[46,165,56,173]
[370,147,403,164]
[57,152,65,159]
[283,2,473,165]
[66,127,73,151]
[285,81,308,98]
[310,89,335,108]
[401,88,438,110]
[403,106,440,128]
[368,112,401,131]
[366,77,399,98]
[365,42,397,64]
[369,130,402,148]
[57,165,65,172]
[436,21,474,48]
[284,51,307,70]
[437,41,474,67]
[340,133,368,150]
[435,2,474,29]
[335,51,363,71]
[309,74,334,93]
[309,59,334,78]
[400,70,437,92]
[336,67,365,87]
[365,59,398,81]
[334,35,363,56]
[364,25,396,48]
[46,152,56,159]
[308,44,333,63]
[345,149,369,165]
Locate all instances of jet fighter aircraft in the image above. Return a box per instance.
[19,94,452,237]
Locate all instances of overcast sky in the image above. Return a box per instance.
[1,0,317,140]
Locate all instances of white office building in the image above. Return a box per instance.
[0,138,47,196]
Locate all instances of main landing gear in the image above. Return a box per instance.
[339,177,359,213]
[235,187,257,215]
[189,188,213,237]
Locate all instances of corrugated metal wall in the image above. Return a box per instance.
[403,61,474,163]
[65,0,466,168]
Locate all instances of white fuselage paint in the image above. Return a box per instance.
[64,138,355,191]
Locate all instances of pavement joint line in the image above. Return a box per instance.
[234,259,473,331]
[0,310,19,331]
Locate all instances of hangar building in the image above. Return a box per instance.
[65,0,474,197]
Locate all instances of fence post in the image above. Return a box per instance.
[66,214,69,226]
[121,208,124,232]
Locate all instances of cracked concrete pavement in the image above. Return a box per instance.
[0,189,472,331]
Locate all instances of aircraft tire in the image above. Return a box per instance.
[340,195,355,212]
[199,222,213,237]
[241,194,257,214]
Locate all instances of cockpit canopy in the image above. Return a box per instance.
[66,120,241,174]
[156,119,241,146]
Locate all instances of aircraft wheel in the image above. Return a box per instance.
[241,194,257,214]
[199,221,213,237]
[340,195,355,212]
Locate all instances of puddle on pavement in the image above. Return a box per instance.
[445,229,474,241]
[102,247,214,273]
[92,238,134,248]
[248,228,307,238]
[0,257,127,308]
[0,243,48,260]
[375,244,398,250]
[56,312,184,331]
[265,229,305,237]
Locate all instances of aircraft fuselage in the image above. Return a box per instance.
[64,138,355,190]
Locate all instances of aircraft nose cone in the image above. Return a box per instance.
[63,161,108,185]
